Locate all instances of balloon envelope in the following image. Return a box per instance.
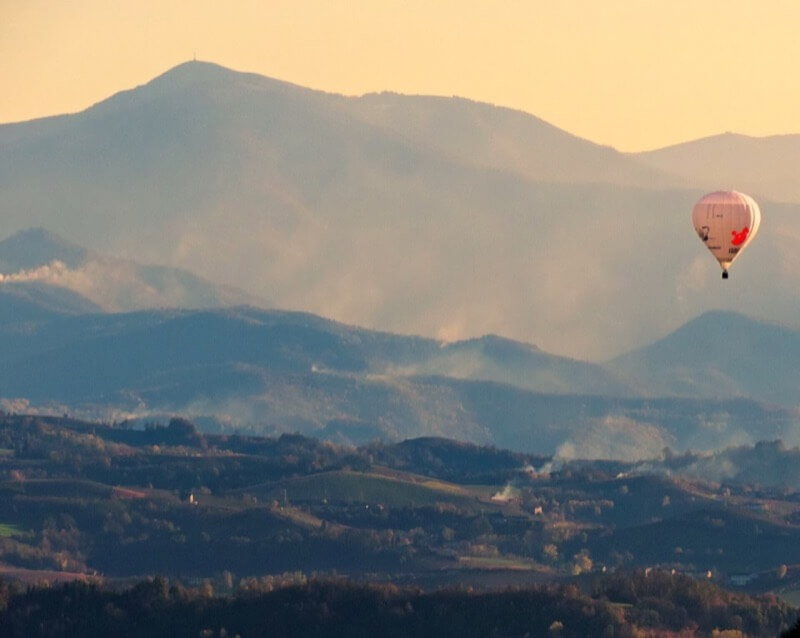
[692,190,761,272]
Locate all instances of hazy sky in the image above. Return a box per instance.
[3,1,800,151]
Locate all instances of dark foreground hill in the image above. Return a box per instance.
[0,415,797,635]
[2,414,800,596]
[0,574,793,638]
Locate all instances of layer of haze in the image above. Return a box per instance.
[4,1,800,151]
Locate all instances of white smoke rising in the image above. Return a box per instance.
[0,256,255,312]
[537,415,673,469]
[0,260,69,283]
[490,483,518,502]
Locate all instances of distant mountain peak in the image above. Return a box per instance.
[0,227,88,272]
[149,60,243,86]
[608,309,800,407]
[85,60,316,121]
[685,309,783,331]
[453,334,543,355]
[140,60,311,99]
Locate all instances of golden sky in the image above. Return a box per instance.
[3,0,800,151]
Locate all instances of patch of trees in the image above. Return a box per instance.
[594,571,793,636]
[366,437,547,484]
[0,574,795,638]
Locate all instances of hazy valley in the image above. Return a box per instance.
[3,61,800,636]
[3,227,800,461]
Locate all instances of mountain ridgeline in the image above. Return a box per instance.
[608,310,800,407]
[2,62,800,458]
[3,61,800,360]
[2,265,800,458]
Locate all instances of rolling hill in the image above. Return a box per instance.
[608,310,800,407]
[0,227,263,312]
[0,299,630,402]
[0,282,101,322]
[0,300,798,457]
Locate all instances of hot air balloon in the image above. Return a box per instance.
[692,190,761,279]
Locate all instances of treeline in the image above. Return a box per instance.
[0,415,542,489]
[594,571,792,636]
[0,572,794,638]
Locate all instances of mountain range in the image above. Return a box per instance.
[3,61,800,359]
[2,236,800,460]
[3,62,800,460]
